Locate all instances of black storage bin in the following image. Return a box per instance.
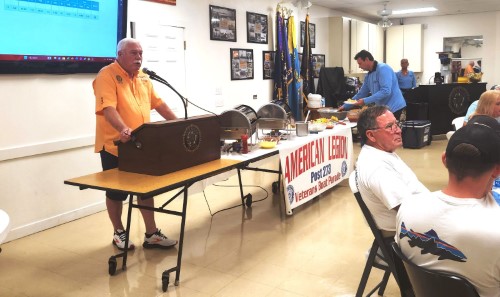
[401,120,431,149]
[406,102,428,120]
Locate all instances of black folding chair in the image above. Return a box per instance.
[391,242,480,297]
[348,171,413,297]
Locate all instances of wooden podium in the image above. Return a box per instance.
[118,114,221,176]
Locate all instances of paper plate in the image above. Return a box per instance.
[342,101,357,110]
[259,141,277,149]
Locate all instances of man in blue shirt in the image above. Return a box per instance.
[396,58,417,93]
[340,50,407,120]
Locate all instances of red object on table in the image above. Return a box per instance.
[241,134,249,154]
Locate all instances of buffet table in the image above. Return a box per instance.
[64,122,354,291]
[225,123,354,214]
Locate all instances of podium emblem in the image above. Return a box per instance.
[448,86,470,114]
[183,124,201,152]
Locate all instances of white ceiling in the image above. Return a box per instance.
[310,0,500,21]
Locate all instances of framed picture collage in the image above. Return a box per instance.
[209,5,323,81]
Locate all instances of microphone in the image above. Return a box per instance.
[142,67,157,77]
[142,67,188,119]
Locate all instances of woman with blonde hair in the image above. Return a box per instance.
[464,89,500,125]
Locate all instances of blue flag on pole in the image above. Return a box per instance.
[287,16,303,120]
[273,9,287,101]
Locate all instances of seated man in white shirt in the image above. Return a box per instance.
[396,117,500,296]
[356,105,429,237]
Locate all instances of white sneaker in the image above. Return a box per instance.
[113,229,135,251]
[143,229,177,249]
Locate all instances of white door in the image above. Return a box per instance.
[133,23,186,121]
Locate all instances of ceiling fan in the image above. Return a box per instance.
[293,0,312,9]
[377,2,393,29]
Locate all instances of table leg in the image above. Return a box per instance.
[237,160,282,208]
[108,194,134,275]
[122,194,134,269]
[176,185,188,285]
[162,185,188,291]
[237,168,246,207]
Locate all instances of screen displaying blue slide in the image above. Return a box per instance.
[0,0,127,74]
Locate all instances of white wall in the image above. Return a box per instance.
[402,11,500,87]
[2,1,500,242]
[0,0,333,242]
[0,73,104,241]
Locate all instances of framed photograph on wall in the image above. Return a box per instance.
[209,5,237,42]
[262,51,275,79]
[231,48,254,80]
[312,54,325,78]
[300,21,316,48]
[247,12,268,44]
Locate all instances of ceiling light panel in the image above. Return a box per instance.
[392,7,438,15]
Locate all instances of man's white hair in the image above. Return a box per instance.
[116,38,139,54]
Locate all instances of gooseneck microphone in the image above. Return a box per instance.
[142,67,188,120]
[142,67,157,76]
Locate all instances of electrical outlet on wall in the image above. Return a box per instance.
[253,94,257,100]
[215,87,223,107]
[215,95,223,107]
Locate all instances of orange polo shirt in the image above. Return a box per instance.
[93,61,163,156]
[464,64,474,77]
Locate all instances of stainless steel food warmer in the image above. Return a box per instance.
[219,104,258,143]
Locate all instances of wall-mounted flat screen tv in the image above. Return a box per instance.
[0,0,127,74]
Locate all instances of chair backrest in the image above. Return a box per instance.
[452,116,465,130]
[0,209,10,245]
[349,171,413,296]
[348,171,388,251]
[391,242,480,297]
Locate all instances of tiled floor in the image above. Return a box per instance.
[0,139,448,297]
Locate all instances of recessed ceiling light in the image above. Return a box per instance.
[392,7,437,15]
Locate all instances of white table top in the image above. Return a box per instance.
[223,122,355,162]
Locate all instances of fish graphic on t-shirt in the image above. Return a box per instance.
[399,222,467,262]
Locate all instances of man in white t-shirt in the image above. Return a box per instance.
[396,117,500,297]
[356,105,429,236]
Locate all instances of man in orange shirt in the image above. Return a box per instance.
[463,61,475,77]
[93,38,178,250]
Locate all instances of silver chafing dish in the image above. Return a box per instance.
[256,100,294,139]
[219,104,258,143]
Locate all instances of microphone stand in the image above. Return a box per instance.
[148,74,188,120]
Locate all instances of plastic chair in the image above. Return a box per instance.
[452,116,465,130]
[0,209,11,253]
[391,242,480,297]
[446,116,465,140]
[348,171,413,297]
